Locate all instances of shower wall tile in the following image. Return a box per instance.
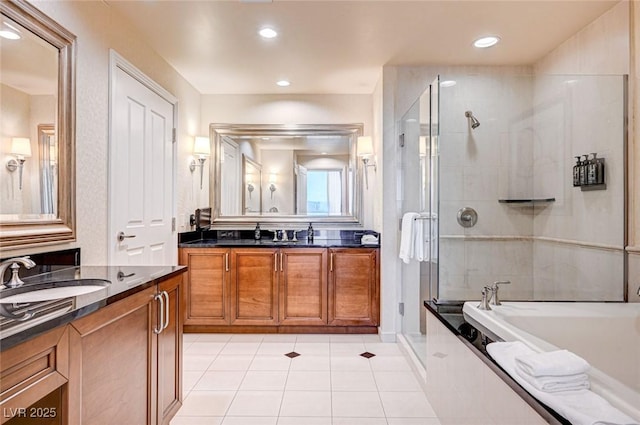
[439,167,464,202]
[534,1,629,75]
[533,240,624,300]
[438,239,534,300]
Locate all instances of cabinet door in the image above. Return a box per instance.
[69,286,157,425]
[157,276,182,425]
[179,248,230,325]
[230,248,278,326]
[279,248,327,326]
[328,248,379,326]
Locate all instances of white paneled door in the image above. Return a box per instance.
[109,52,177,266]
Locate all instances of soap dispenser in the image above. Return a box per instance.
[595,154,605,185]
[307,223,314,241]
[573,156,581,187]
[254,223,261,240]
[579,154,589,186]
[587,153,597,185]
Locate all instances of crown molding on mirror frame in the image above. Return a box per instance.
[0,0,77,249]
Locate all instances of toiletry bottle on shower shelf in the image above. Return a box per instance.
[254,223,261,240]
[596,155,605,185]
[587,153,597,185]
[573,156,581,187]
[579,155,589,186]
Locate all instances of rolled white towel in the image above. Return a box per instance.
[515,366,590,393]
[515,348,590,377]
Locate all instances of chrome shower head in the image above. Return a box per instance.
[465,111,480,129]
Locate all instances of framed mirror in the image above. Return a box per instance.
[0,0,76,249]
[210,124,364,224]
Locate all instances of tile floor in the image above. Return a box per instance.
[171,333,441,425]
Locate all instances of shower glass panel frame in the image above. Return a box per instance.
[399,76,440,366]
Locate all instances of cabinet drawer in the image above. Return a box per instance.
[0,326,69,425]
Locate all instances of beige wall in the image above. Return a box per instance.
[5,1,202,264]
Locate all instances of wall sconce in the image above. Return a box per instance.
[357,136,376,189]
[6,137,32,190]
[246,175,254,199]
[269,173,277,199]
[189,136,210,189]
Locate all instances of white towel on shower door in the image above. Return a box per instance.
[414,216,427,261]
[399,212,419,263]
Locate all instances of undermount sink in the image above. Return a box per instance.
[0,279,110,304]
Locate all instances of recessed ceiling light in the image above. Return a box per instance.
[474,36,500,48]
[0,29,20,40]
[440,80,456,87]
[259,28,277,39]
[276,80,290,87]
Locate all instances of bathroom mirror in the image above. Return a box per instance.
[210,123,363,224]
[0,0,76,248]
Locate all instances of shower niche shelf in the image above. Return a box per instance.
[498,198,556,207]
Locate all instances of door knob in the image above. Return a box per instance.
[117,231,136,242]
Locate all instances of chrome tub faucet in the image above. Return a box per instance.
[489,280,511,306]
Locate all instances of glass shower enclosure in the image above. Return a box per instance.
[399,72,627,367]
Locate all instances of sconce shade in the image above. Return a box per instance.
[11,137,32,157]
[357,136,373,157]
[193,136,211,157]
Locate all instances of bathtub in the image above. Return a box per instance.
[462,301,640,422]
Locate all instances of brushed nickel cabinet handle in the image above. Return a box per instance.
[330,253,334,272]
[154,293,164,334]
[280,252,284,272]
[163,291,170,330]
[275,252,278,271]
[225,252,229,272]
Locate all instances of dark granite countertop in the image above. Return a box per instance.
[178,229,380,248]
[0,265,186,351]
[179,238,379,248]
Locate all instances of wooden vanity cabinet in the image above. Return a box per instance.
[328,248,379,326]
[227,247,329,326]
[156,275,183,425]
[229,248,279,326]
[68,275,183,425]
[179,248,230,325]
[279,248,328,326]
[181,246,379,332]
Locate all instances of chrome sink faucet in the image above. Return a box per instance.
[0,256,36,289]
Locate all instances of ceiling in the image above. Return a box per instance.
[109,1,618,95]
